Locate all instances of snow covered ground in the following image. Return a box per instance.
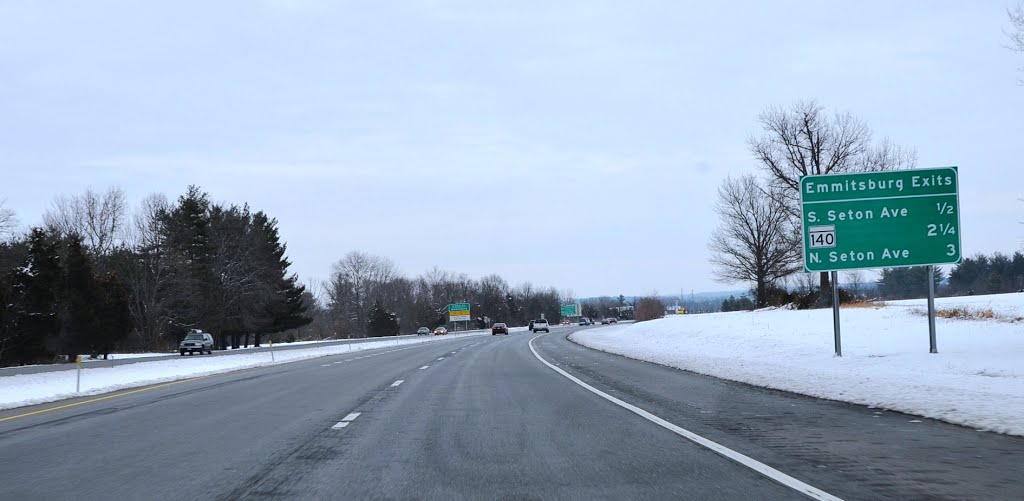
[0,330,496,411]
[569,293,1024,436]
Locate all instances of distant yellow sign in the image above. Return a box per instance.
[449,303,471,322]
[677,307,686,315]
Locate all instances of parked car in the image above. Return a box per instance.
[600,318,609,325]
[608,317,618,323]
[433,326,448,335]
[578,317,592,326]
[179,331,214,355]
[491,322,509,335]
[530,319,550,333]
[416,327,431,336]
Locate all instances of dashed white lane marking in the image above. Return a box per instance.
[391,380,404,387]
[437,357,444,361]
[527,335,842,501]
[451,351,457,354]
[320,364,332,367]
[420,365,429,370]
[333,361,344,364]
[331,412,362,430]
[344,359,354,362]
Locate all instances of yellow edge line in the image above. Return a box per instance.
[0,373,220,424]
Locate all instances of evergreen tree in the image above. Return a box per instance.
[59,236,98,360]
[251,211,310,346]
[92,272,132,359]
[367,301,399,337]
[877,266,944,299]
[159,186,214,345]
[12,229,63,364]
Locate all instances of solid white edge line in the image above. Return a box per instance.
[331,422,349,429]
[391,380,404,387]
[342,412,361,422]
[527,334,842,501]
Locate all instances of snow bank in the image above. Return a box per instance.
[570,293,1024,436]
[0,332,490,411]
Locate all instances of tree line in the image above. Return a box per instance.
[323,251,573,337]
[0,186,310,366]
[717,251,1023,311]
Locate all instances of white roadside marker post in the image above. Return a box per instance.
[76,355,82,393]
[269,340,275,362]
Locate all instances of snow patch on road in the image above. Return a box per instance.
[569,293,1024,436]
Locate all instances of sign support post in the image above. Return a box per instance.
[928,265,938,354]
[831,271,841,357]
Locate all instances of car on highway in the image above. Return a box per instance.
[491,322,509,335]
[530,319,550,333]
[433,326,448,335]
[416,327,431,336]
[179,331,214,355]
[578,317,592,326]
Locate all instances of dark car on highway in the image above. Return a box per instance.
[491,323,509,335]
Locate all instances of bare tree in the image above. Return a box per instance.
[748,100,916,294]
[114,193,172,349]
[43,187,128,255]
[0,200,17,241]
[1009,3,1024,53]
[327,251,401,337]
[559,288,575,307]
[846,270,865,299]
[708,175,802,307]
[634,296,666,322]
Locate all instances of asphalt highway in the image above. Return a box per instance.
[0,327,1021,500]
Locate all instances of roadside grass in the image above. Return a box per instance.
[934,307,998,321]
[843,300,885,309]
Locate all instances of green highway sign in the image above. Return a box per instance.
[800,167,961,272]
[560,304,579,317]
[448,302,471,322]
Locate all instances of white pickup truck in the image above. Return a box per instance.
[530,319,550,333]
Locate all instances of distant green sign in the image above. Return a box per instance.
[448,302,471,322]
[560,304,579,317]
[800,167,961,272]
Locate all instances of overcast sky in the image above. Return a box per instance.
[1,1,1022,298]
